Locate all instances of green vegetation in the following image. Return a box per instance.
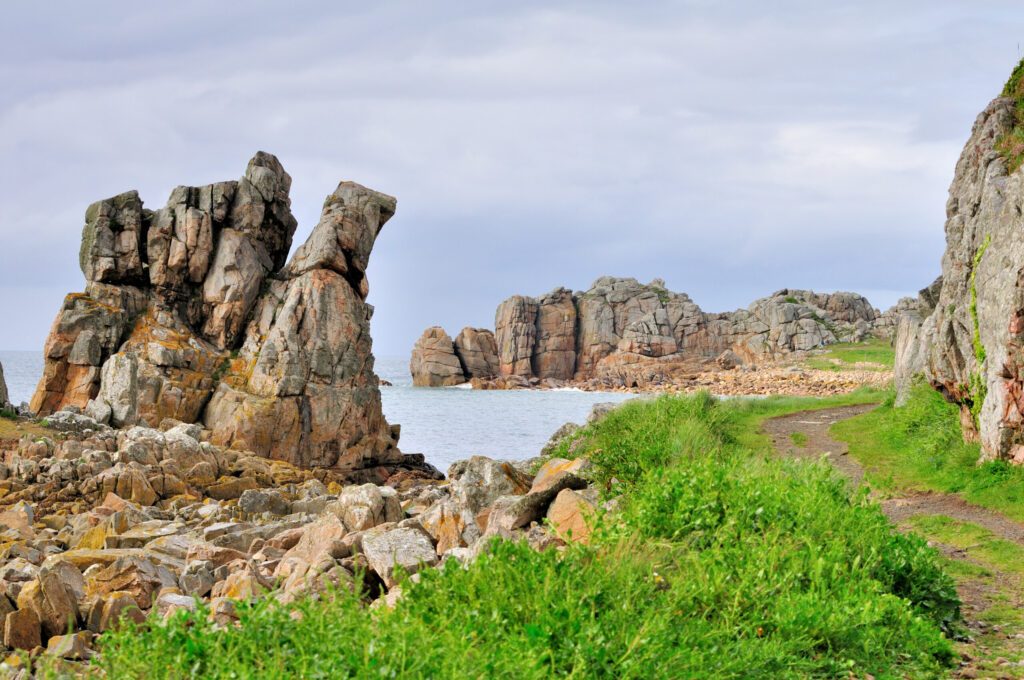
[784,295,800,304]
[804,336,895,372]
[968,234,992,422]
[904,516,1024,673]
[789,431,808,447]
[0,407,16,420]
[833,382,1024,522]
[94,390,957,678]
[908,515,1024,577]
[998,56,1024,174]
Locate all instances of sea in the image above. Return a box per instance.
[0,351,634,472]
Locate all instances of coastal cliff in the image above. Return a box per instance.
[412,277,889,390]
[895,58,1024,462]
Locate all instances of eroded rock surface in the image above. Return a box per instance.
[894,63,1024,461]
[32,153,407,475]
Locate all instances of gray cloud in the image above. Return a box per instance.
[1,1,1022,354]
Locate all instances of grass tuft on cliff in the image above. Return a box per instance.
[998,56,1024,174]
[94,389,958,679]
[833,381,1024,522]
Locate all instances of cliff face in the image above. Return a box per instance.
[411,277,881,388]
[895,64,1024,460]
[32,153,401,473]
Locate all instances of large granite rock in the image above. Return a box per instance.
[453,328,499,379]
[495,296,538,377]
[409,327,466,387]
[895,62,1024,460]
[534,288,577,380]
[32,153,402,474]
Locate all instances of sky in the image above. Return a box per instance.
[1,2,1022,356]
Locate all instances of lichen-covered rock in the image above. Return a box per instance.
[361,526,437,588]
[80,191,146,285]
[410,327,466,387]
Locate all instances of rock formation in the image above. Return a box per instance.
[895,58,1024,461]
[32,153,405,474]
[413,278,882,389]
[409,327,500,387]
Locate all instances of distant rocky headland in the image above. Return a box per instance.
[411,277,903,393]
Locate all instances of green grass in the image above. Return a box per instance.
[906,515,1024,577]
[91,389,957,679]
[790,431,809,448]
[833,382,1024,522]
[998,56,1024,174]
[804,337,895,372]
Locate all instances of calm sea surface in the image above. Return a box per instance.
[0,351,633,472]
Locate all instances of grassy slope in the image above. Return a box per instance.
[86,389,959,679]
[832,383,1024,522]
[803,337,895,372]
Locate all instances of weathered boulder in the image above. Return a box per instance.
[546,488,597,543]
[34,152,406,476]
[453,328,499,380]
[361,526,437,588]
[410,327,466,387]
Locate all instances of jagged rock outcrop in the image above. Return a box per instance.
[895,60,1024,460]
[32,153,404,474]
[410,328,466,387]
[413,277,882,388]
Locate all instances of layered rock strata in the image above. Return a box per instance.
[413,278,882,389]
[32,153,403,474]
[895,59,1024,461]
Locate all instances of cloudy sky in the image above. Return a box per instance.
[1,2,1022,356]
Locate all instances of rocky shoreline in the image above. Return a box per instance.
[0,402,602,672]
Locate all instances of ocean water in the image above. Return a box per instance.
[0,351,633,472]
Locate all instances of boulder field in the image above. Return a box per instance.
[30,152,414,477]
[0,404,600,663]
[895,58,1024,462]
[412,278,898,390]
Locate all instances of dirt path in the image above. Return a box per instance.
[765,405,1024,678]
